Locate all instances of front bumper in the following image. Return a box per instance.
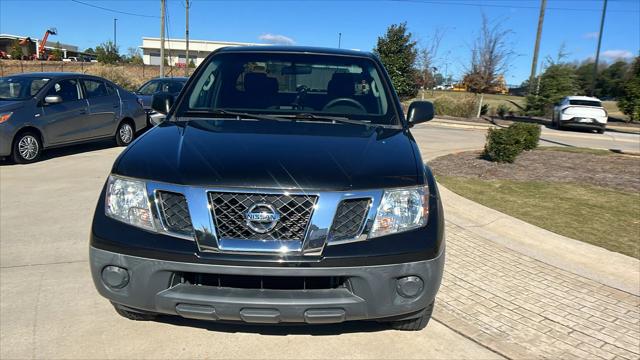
[90,246,445,324]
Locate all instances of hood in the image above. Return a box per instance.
[115,119,420,191]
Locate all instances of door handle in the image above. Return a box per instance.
[79,109,87,114]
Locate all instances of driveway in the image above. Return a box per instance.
[0,144,500,359]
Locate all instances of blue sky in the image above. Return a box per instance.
[1,0,638,85]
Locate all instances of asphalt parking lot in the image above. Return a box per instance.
[0,140,501,359]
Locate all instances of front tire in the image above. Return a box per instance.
[389,301,434,331]
[12,132,42,164]
[116,121,134,146]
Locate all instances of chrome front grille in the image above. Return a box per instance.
[156,191,194,236]
[208,192,318,241]
[329,198,371,241]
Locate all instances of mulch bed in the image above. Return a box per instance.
[429,149,640,192]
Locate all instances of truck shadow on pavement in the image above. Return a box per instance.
[156,316,391,335]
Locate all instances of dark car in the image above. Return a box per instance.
[135,77,187,125]
[0,73,146,163]
[90,47,444,331]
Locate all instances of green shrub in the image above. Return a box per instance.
[480,103,489,116]
[433,95,478,118]
[496,104,511,119]
[483,127,524,163]
[509,122,541,150]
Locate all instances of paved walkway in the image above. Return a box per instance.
[437,221,640,360]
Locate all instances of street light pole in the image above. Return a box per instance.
[113,18,118,49]
[529,0,547,94]
[338,33,341,49]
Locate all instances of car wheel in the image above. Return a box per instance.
[597,128,605,134]
[389,301,434,331]
[112,302,157,321]
[12,132,42,164]
[116,121,134,146]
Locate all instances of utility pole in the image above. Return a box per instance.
[160,0,166,78]
[529,0,546,94]
[338,33,342,49]
[592,0,608,96]
[113,18,118,49]
[185,0,190,76]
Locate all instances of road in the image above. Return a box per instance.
[1,123,638,359]
[412,121,640,161]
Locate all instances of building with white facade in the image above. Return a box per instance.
[140,37,264,66]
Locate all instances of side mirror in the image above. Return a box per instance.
[151,92,175,115]
[407,101,435,126]
[44,95,62,105]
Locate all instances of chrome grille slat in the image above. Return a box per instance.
[209,192,318,241]
[329,198,371,241]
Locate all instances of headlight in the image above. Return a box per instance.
[0,111,13,124]
[370,186,429,238]
[105,175,155,230]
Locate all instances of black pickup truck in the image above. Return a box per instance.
[90,46,445,331]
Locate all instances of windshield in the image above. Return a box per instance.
[137,80,161,95]
[180,52,398,125]
[0,77,50,100]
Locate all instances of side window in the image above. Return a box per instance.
[105,82,117,96]
[82,79,109,99]
[47,79,81,103]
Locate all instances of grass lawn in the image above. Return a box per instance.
[437,176,640,259]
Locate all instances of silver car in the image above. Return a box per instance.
[0,73,146,163]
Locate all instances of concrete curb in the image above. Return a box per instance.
[438,184,640,296]
[430,117,640,134]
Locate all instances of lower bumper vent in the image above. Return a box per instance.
[173,272,348,291]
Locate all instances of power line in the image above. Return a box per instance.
[393,0,639,13]
[69,0,159,18]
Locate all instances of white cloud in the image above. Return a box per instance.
[583,32,599,40]
[601,49,633,60]
[258,33,295,45]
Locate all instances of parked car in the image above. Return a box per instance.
[90,46,444,331]
[0,72,146,163]
[552,96,608,133]
[135,77,187,125]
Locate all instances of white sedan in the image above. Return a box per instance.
[552,96,608,133]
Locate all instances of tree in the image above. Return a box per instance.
[464,14,513,117]
[374,22,419,100]
[618,57,640,121]
[50,41,63,61]
[84,48,96,55]
[526,62,578,116]
[125,47,143,65]
[416,28,445,92]
[95,41,120,64]
[9,40,23,60]
[599,61,629,99]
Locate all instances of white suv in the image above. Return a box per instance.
[552,96,608,133]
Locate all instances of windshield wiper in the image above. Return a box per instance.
[183,109,292,123]
[289,113,393,128]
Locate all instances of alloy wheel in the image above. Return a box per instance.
[119,124,133,144]
[18,135,39,161]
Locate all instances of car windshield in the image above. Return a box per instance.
[0,76,50,100]
[180,52,398,125]
[137,80,161,95]
[569,99,601,107]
